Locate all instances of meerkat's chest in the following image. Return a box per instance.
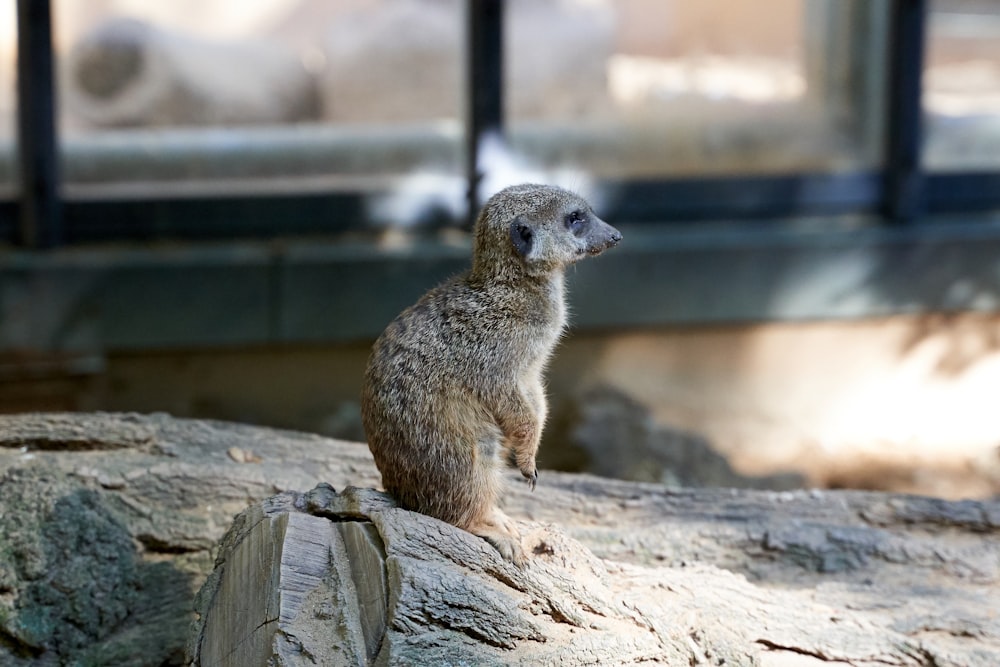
[546,273,568,330]
[526,275,567,356]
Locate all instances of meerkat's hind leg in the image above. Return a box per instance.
[456,423,527,565]
[468,456,526,563]
[467,506,526,566]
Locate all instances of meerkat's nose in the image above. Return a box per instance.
[601,223,622,249]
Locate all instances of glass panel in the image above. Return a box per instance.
[924,0,1000,172]
[53,0,464,225]
[0,1,16,197]
[503,0,887,180]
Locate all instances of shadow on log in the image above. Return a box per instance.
[0,413,998,666]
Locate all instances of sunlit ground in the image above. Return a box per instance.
[576,314,1000,500]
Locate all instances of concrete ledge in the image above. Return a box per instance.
[4,217,1000,354]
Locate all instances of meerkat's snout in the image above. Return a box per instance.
[590,217,622,255]
[580,214,622,256]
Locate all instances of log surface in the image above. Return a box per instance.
[0,412,998,666]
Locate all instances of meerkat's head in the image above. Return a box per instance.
[472,183,622,279]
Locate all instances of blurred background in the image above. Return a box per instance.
[2,0,1000,499]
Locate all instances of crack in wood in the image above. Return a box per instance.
[755,638,833,661]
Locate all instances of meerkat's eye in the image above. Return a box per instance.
[565,210,587,235]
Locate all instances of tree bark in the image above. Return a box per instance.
[1,412,998,666]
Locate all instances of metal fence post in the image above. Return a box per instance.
[884,0,927,223]
[465,0,504,225]
[16,0,62,248]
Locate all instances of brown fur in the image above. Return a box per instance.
[361,183,621,564]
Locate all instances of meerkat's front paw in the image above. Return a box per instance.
[515,452,538,491]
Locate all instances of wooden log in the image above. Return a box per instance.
[188,483,1000,666]
[0,412,998,665]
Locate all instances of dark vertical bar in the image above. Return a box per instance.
[883,0,927,224]
[16,0,62,247]
[466,0,504,223]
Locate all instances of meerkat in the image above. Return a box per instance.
[361,183,621,565]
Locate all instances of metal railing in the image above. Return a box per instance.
[7,0,1000,249]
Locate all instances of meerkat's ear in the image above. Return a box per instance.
[510,216,534,258]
